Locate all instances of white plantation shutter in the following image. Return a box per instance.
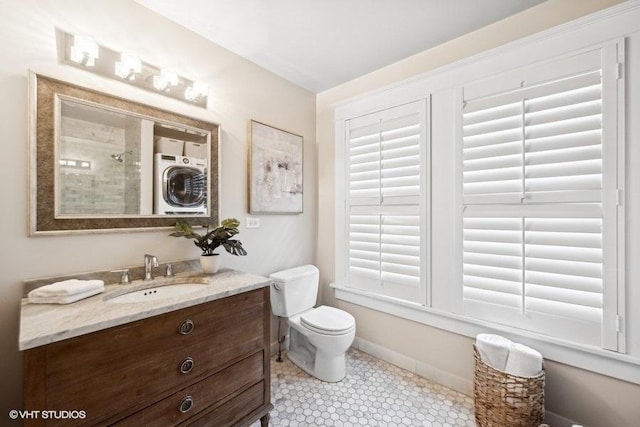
[525,71,603,203]
[463,70,603,204]
[462,205,604,345]
[525,214,603,341]
[349,108,422,205]
[460,48,620,349]
[463,101,524,203]
[345,100,427,303]
[349,211,421,299]
[463,216,523,313]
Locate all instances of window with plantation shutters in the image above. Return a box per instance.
[345,100,428,303]
[459,47,622,349]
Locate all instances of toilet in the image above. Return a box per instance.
[270,265,356,382]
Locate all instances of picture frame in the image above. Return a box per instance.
[249,120,303,214]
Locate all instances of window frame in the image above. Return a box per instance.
[332,1,639,384]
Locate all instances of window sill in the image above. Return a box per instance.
[332,284,640,385]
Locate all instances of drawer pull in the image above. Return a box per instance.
[179,396,194,413]
[179,357,194,374]
[178,319,194,335]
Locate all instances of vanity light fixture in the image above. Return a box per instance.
[69,35,99,66]
[114,53,142,80]
[185,82,209,101]
[58,30,208,108]
[153,68,179,91]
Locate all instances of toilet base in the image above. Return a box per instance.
[286,327,350,383]
[287,350,347,383]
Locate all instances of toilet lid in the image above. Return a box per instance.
[300,306,355,334]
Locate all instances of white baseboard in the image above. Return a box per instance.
[351,337,583,427]
[352,336,473,395]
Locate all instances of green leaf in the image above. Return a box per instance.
[169,217,247,256]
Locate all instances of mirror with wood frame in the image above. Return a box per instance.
[29,73,219,235]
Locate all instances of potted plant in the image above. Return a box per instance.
[170,218,247,274]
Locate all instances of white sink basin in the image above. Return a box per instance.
[106,283,208,303]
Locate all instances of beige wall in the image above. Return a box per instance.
[0,0,316,417]
[316,0,640,426]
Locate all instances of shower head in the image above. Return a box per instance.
[110,153,124,163]
[110,150,132,163]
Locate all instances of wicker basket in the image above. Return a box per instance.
[473,345,545,427]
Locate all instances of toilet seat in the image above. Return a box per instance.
[300,306,355,336]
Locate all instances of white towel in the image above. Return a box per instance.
[28,279,104,304]
[476,333,512,371]
[504,342,543,377]
[28,288,103,305]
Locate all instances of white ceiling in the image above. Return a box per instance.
[134,0,546,93]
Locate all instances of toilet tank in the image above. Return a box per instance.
[269,265,319,317]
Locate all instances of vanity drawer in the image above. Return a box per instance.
[30,289,266,426]
[184,381,265,427]
[48,288,264,358]
[114,351,264,426]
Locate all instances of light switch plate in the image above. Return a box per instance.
[246,216,261,228]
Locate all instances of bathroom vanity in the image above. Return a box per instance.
[20,269,272,427]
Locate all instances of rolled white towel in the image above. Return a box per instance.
[476,333,512,372]
[504,342,543,377]
[28,279,104,298]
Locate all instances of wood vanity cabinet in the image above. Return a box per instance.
[23,287,273,426]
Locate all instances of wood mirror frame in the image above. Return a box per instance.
[29,73,219,235]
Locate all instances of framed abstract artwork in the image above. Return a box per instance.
[249,120,303,214]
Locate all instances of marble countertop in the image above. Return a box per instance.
[19,269,271,351]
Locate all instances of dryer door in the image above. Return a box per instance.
[163,166,206,207]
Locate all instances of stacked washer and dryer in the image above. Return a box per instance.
[154,137,208,215]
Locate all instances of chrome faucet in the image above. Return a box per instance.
[144,254,159,280]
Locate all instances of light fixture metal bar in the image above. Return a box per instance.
[59,30,208,108]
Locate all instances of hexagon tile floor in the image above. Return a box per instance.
[251,348,475,427]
